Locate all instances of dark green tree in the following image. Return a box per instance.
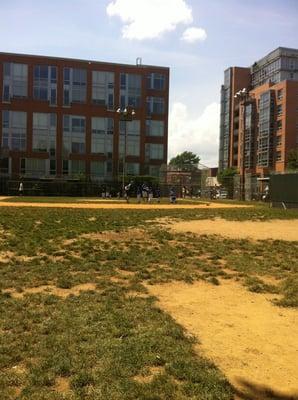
[287,148,298,171]
[169,151,200,171]
[217,167,238,185]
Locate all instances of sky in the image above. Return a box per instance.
[0,0,297,166]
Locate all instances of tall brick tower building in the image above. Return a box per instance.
[219,47,298,177]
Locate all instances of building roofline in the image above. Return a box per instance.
[0,51,170,70]
[251,46,298,69]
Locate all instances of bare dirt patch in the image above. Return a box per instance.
[148,280,298,397]
[55,377,71,393]
[0,250,15,263]
[3,283,98,299]
[125,291,149,299]
[133,366,165,383]
[169,218,298,241]
[0,201,251,210]
[82,228,147,242]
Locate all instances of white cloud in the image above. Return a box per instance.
[106,0,193,40]
[168,102,220,167]
[181,26,207,43]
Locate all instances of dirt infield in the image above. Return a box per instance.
[168,218,298,241]
[0,200,251,210]
[148,280,298,398]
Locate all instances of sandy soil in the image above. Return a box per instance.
[0,200,250,210]
[148,280,298,398]
[3,283,98,299]
[169,218,298,241]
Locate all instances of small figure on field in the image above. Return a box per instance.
[124,182,132,203]
[137,186,142,204]
[170,187,176,204]
[156,187,161,203]
[142,183,149,202]
[19,182,24,196]
[148,187,154,203]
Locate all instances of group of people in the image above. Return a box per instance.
[124,182,177,204]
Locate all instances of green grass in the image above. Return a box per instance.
[0,205,297,398]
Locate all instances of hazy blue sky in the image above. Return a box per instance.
[1,0,297,165]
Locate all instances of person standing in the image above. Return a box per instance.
[19,182,24,196]
[124,181,133,203]
[137,186,142,204]
[170,187,176,204]
[142,183,149,202]
[148,187,154,203]
[156,187,161,203]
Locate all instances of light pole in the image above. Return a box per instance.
[234,88,248,201]
[116,106,136,195]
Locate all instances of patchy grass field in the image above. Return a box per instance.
[0,204,297,399]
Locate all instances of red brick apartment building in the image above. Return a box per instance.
[219,47,298,177]
[0,53,169,181]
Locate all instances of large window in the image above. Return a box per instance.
[33,65,57,105]
[147,73,165,90]
[119,120,140,157]
[63,115,85,154]
[147,97,165,115]
[146,120,164,137]
[91,117,113,155]
[92,71,114,108]
[90,161,107,181]
[63,160,86,177]
[33,113,56,155]
[145,143,164,160]
[126,162,139,175]
[20,158,46,178]
[120,73,142,108]
[3,63,28,101]
[149,165,160,177]
[2,111,27,151]
[63,68,87,105]
[0,158,9,174]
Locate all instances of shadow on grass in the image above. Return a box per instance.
[233,378,298,400]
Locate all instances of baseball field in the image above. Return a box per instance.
[0,197,297,399]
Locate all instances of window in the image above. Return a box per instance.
[147,97,165,115]
[2,63,28,100]
[62,160,85,177]
[0,158,9,174]
[92,71,114,108]
[91,117,113,155]
[149,165,160,177]
[277,120,282,130]
[146,120,164,137]
[145,143,164,160]
[120,73,141,108]
[63,115,85,154]
[63,68,86,105]
[90,161,106,180]
[49,159,56,175]
[2,111,27,151]
[147,73,165,90]
[21,158,46,177]
[276,151,282,161]
[33,113,56,155]
[277,89,283,100]
[275,135,282,147]
[71,160,85,175]
[33,65,57,105]
[119,120,140,157]
[277,104,282,116]
[126,162,139,175]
